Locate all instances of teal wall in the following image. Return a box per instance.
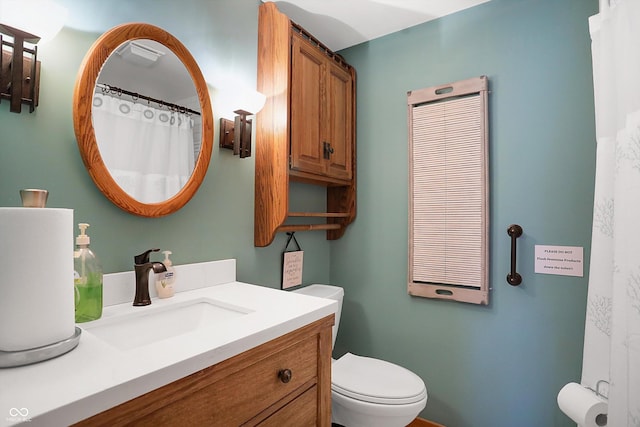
[0,0,331,288]
[0,0,599,426]
[334,0,598,426]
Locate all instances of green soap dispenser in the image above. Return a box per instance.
[73,223,103,322]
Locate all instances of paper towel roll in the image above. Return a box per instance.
[558,382,608,427]
[0,208,75,351]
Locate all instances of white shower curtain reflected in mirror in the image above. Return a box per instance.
[584,0,640,425]
[92,92,195,204]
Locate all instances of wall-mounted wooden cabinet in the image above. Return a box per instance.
[290,32,353,182]
[255,2,356,247]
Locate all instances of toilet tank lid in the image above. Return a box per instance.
[332,353,427,405]
[293,284,343,300]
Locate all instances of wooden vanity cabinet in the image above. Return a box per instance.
[255,2,357,247]
[73,315,333,427]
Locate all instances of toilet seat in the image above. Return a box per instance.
[332,353,427,405]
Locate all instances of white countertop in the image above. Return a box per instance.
[0,260,336,426]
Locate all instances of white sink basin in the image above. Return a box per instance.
[82,298,252,350]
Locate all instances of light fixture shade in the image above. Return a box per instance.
[0,0,68,43]
[235,89,266,117]
[212,77,266,119]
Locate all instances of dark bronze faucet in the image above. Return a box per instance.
[133,249,166,306]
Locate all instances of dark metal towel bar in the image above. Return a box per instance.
[507,224,523,286]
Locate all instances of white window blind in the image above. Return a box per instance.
[407,76,489,305]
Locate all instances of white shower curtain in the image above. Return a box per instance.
[92,92,195,204]
[583,0,640,425]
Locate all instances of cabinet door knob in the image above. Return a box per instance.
[278,368,293,383]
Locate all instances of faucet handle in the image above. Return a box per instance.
[134,248,161,265]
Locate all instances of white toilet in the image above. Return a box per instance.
[293,284,427,427]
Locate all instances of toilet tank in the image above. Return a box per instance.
[293,284,343,348]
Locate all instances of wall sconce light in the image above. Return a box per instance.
[0,0,67,113]
[220,109,254,158]
[219,88,266,159]
[0,24,39,113]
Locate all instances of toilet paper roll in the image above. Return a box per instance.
[0,208,75,352]
[558,382,608,427]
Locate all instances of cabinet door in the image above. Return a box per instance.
[290,34,325,176]
[325,61,353,181]
[291,33,354,183]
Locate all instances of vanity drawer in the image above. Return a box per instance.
[139,335,318,426]
[209,334,319,425]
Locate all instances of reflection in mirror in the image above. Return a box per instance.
[93,39,200,203]
[73,23,213,217]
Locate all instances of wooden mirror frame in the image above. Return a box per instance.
[73,23,213,217]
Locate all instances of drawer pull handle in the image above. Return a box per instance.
[278,368,293,383]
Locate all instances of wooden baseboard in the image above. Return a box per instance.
[408,417,447,427]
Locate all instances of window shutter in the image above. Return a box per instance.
[408,76,489,305]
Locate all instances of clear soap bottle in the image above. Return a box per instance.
[73,223,103,322]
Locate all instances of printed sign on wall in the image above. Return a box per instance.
[534,245,584,277]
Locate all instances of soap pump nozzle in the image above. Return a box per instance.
[76,223,90,246]
[162,250,173,266]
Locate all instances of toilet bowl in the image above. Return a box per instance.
[293,284,427,427]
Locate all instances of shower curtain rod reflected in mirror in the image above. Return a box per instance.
[95,83,201,116]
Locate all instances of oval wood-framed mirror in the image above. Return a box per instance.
[73,22,213,217]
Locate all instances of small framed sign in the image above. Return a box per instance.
[282,232,303,289]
